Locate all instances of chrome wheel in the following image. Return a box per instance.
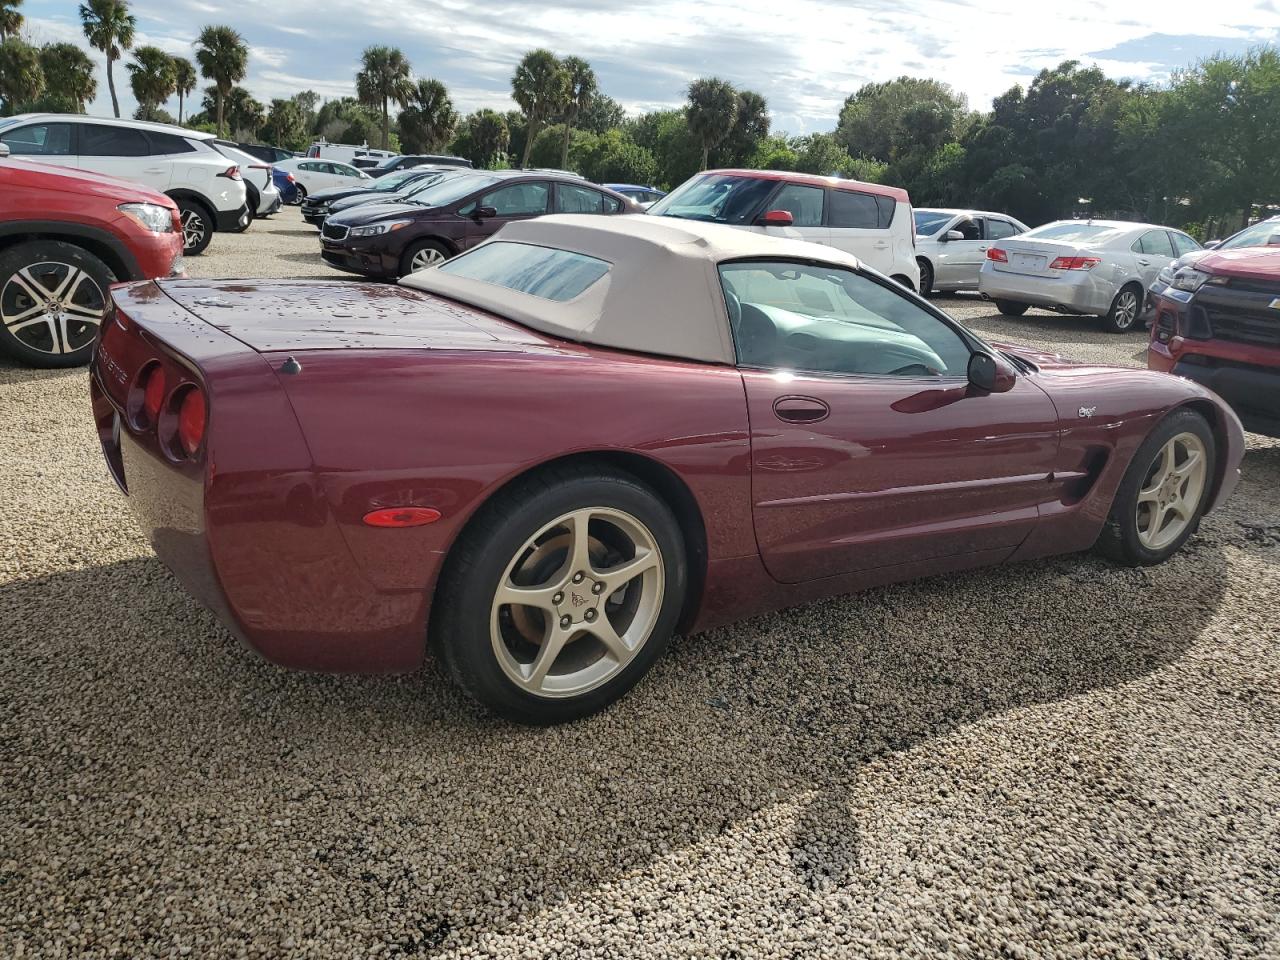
[181,209,207,250]
[1,262,106,356]
[1112,288,1139,330]
[410,246,445,272]
[1136,431,1207,550]
[490,507,664,698]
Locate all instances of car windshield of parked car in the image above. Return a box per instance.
[437,241,610,301]
[1222,219,1280,249]
[1025,223,1123,244]
[647,174,779,224]
[914,210,955,236]
[374,170,431,192]
[719,261,972,378]
[403,172,494,206]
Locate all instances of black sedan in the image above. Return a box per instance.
[300,168,445,226]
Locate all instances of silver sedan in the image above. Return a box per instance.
[978,220,1201,333]
[913,208,1029,294]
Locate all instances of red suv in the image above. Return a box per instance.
[1148,246,1280,436]
[0,149,184,368]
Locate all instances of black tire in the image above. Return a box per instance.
[1102,283,1143,333]
[175,199,214,256]
[433,465,688,724]
[0,240,115,368]
[1095,409,1215,566]
[400,239,452,277]
[916,258,934,296]
[294,184,307,201]
[995,299,1029,316]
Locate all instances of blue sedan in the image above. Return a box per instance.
[604,183,666,208]
[273,167,301,205]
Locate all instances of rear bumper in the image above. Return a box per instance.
[978,265,1111,315]
[216,204,251,232]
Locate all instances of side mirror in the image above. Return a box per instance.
[0,142,9,158]
[757,209,794,227]
[968,351,1016,393]
[474,205,498,220]
[942,229,965,242]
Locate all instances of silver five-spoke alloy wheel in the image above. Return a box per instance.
[410,246,445,272]
[1,262,106,356]
[490,506,664,698]
[1112,288,1140,330]
[1136,431,1207,550]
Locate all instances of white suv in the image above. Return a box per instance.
[0,114,249,255]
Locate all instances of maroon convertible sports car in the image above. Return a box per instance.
[90,215,1245,723]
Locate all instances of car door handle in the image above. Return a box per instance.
[1137,258,1150,266]
[773,396,830,424]
[874,241,889,249]
[144,167,166,174]
[978,245,988,250]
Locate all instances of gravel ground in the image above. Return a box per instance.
[2,207,1279,959]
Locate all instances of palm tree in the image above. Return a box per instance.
[511,48,567,169]
[0,0,23,42]
[470,109,510,167]
[355,45,413,151]
[686,77,739,170]
[558,56,596,169]
[79,0,135,118]
[0,38,42,115]
[171,56,195,124]
[194,24,247,138]
[127,45,175,121]
[398,78,457,153]
[39,42,97,112]
[224,85,264,138]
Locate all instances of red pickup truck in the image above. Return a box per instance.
[0,149,184,368]
[1148,246,1280,436]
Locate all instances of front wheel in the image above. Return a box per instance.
[0,240,114,368]
[176,200,214,255]
[400,239,451,277]
[1095,409,1215,566]
[916,259,934,296]
[1102,284,1143,333]
[434,467,687,724]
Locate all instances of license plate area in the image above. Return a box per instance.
[1012,252,1047,271]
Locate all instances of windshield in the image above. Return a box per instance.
[647,174,778,224]
[403,172,492,206]
[913,210,955,236]
[1222,219,1280,249]
[1024,222,1123,244]
[373,169,429,192]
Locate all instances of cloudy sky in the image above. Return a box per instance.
[21,0,1280,133]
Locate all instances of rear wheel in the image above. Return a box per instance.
[176,200,214,255]
[917,258,934,296]
[891,274,915,293]
[0,240,114,368]
[1095,409,1215,565]
[400,239,451,277]
[995,299,1029,316]
[1102,283,1142,333]
[434,466,687,724]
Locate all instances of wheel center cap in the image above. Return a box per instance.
[556,576,602,623]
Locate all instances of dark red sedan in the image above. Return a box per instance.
[90,216,1245,723]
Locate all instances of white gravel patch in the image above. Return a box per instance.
[2,207,1278,958]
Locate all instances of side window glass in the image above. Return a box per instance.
[986,219,1017,241]
[955,218,983,241]
[1135,230,1175,257]
[555,183,605,214]
[80,125,150,157]
[147,132,193,155]
[828,190,879,229]
[482,182,549,217]
[0,123,72,156]
[719,260,972,378]
[767,183,824,227]
[874,195,896,228]
[1171,232,1200,256]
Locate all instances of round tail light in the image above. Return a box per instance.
[143,365,166,421]
[176,387,206,456]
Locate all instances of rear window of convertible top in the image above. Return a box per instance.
[437,241,610,302]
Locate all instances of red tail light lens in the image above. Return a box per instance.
[1049,256,1101,270]
[987,248,1008,262]
[218,165,241,180]
[143,365,166,420]
[286,173,296,182]
[177,388,206,456]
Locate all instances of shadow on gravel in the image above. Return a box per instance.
[1,539,1230,953]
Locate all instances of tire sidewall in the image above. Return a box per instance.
[1105,284,1142,333]
[917,258,934,296]
[995,299,1029,316]
[176,200,214,255]
[0,240,115,368]
[438,474,687,724]
[1106,410,1215,565]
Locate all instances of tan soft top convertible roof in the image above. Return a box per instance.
[399,214,865,365]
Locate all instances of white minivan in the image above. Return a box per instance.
[647,169,920,291]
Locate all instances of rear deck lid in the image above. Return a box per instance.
[991,223,1124,277]
[157,279,551,353]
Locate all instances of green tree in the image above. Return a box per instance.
[203,84,263,138]
[79,0,135,118]
[171,55,195,124]
[628,108,700,188]
[712,88,769,167]
[261,97,305,149]
[315,96,384,146]
[578,93,624,133]
[685,77,738,170]
[194,24,248,137]
[398,77,457,153]
[1,0,22,41]
[127,45,175,121]
[835,77,965,162]
[576,128,657,184]
[355,45,413,151]
[451,108,510,167]
[0,37,42,115]
[557,55,596,168]
[511,48,567,168]
[39,42,96,113]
